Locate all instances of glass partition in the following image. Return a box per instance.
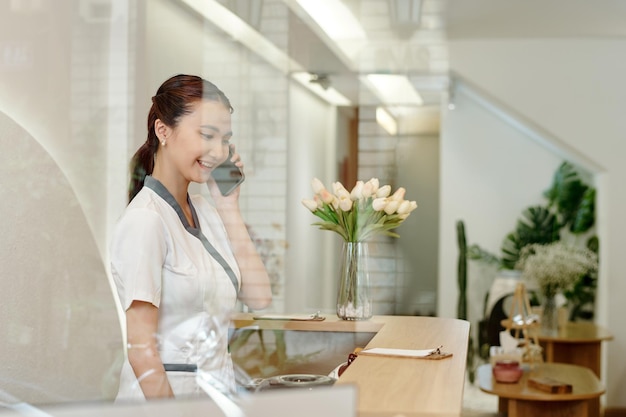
[0,0,441,408]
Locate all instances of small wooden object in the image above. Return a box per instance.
[528,376,573,394]
[500,283,543,364]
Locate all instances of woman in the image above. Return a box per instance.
[110,74,272,401]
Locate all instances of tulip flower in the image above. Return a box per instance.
[368,178,379,191]
[333,181,349,197]
[311,177,326,194]
[338,194,353,211]
[397,200,412,215]
[376,185,391,198]
[384,199,400,215]
[372,197,387,212]
[362,178,379,198]
[302,198,318,212]
[320,189,334,205]
[390,187,406,201]
[350,181,364,200]
[334,185,351,202]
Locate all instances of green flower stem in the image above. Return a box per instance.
[309,199,407,242]
[337,242,372,320]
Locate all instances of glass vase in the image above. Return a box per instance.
[336,242,372,320]
[541,293,558,336]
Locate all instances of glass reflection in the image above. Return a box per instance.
[0,0,438,409]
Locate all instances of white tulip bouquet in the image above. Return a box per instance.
[302,177,418,242]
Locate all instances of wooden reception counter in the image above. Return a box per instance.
[233,314,470,417]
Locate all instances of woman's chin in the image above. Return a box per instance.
[190,171,211,185]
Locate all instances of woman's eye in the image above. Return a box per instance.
[201,133,213,140]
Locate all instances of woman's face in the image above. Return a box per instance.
[166,99,232,184]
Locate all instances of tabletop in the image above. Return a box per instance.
[534,321,613,343]
[478,362,605,401]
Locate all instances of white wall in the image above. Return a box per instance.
[395,134,439,316]
[286,82,342,313]
[444,38,626,407]
[439,86,565,326]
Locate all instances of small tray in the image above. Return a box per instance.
[528,376,573,394]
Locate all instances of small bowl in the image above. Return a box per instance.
[492,360,523,383]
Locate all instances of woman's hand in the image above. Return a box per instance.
[206,145,244,205]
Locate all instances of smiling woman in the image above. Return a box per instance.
[110,74,272,402]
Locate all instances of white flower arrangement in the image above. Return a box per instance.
[301,177,417,242]
[516,241,598,298]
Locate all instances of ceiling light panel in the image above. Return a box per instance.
[364,74,423,106]
[296,0,367,41]
[376,106,398,135]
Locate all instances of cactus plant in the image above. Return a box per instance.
[456,220,475,383]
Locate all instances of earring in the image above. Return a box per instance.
[161,140,166,146]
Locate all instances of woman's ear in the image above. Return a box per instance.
[154,119,170,141]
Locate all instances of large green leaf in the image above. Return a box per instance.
[571,188,595,233]
[467,244,501,266]
[500,206,559,269]
[543,161,590,229]
[516,206,560,243]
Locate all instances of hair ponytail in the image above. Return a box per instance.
[128,141,157,201]
[128,105,160,201]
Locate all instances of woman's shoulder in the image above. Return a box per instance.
[115,187,168,227]
[127,186,160,209]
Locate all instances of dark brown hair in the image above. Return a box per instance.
[128,74,233,201]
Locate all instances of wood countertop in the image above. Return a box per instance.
[232,312,384,333]
[233,314,470,417]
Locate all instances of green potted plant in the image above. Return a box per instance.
[468,161,598,320]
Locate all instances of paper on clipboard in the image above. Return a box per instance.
[359,346,452,359]
[252,313,325,321]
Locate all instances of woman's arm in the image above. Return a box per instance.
[125,300,174,399]
[207,148,272,310]
[214,199,273,310]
